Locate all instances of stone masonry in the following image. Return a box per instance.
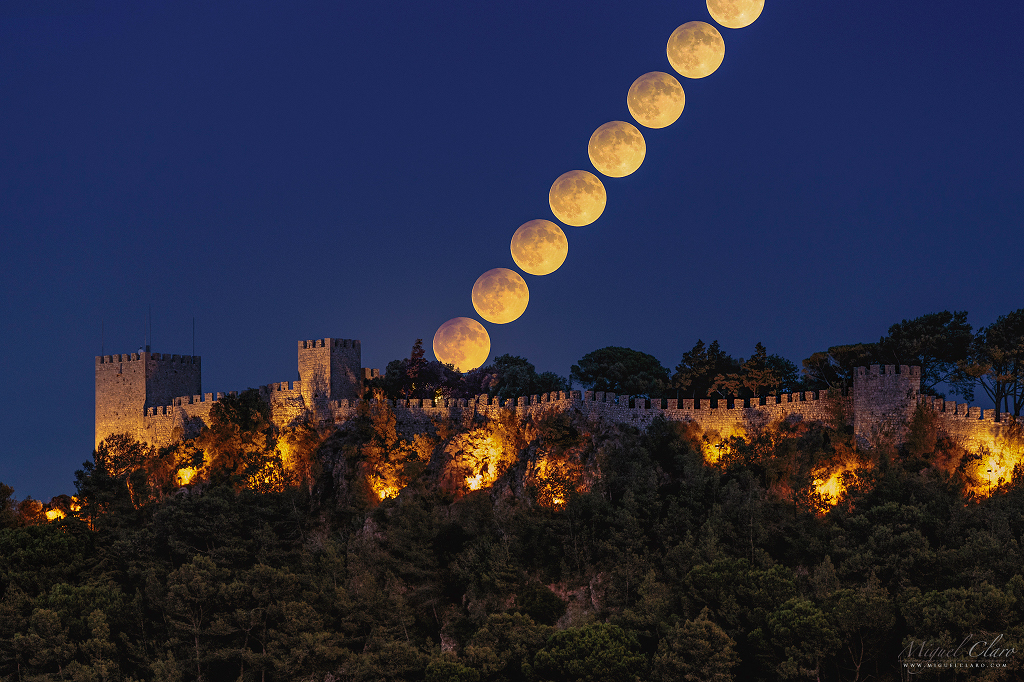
[95,337,1013,452]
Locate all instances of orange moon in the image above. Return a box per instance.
[707,0,764,29]
[627,72,685,129]
[549,170,607,227]
[588,121,646,178]
[472,268,529,324]
[433,317,490,372]
[667,21,725,79]
[511,220,568,276]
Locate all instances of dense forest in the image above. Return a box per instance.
[1,309,1023,681]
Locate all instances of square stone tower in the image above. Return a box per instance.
[853,365,920,447]
[95,347,201,447]
[297,338,361,408]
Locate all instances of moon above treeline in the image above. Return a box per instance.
[627,72,685,129]
[588,121,646,178]
[433,317,490,372]
[707,0,764,29]
[472,268,530,324]
[549,170,607,227]
[667,21,725,79]
[510,220,568,276]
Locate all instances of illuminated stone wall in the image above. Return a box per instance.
[324,389,850,440]
[852,365,921,446]
[916,395,1013,451]
[97,342,1013,457]
[297,338,361,407]
[95,350,201,447]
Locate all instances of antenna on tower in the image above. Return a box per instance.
[148,305,152,352]
[193,317,195,357]
[101,320,104,356]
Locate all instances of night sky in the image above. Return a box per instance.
[2,0,1021,500]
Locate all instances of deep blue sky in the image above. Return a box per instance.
[2,0,1022,500]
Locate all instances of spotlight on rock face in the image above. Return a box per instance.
[472,268,529,324]
[548,170,607,227]
[667,21,725,79]
[433,317,490,372]
[627,71,685,129]
[510,219,568,276]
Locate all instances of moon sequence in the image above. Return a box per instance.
[433,4,759,372]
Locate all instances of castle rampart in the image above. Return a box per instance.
[853,365,920,446]
[96,339,1015,461]
[914,395,1013,453]
[298,338,361,407]
[95,347,202,447]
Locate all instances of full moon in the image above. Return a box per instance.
[433,317,490,372]
[549,170,607,227]
[511,220,568,276]
[588,121,646,178]
[666,21,725,79]
[627,72,685,129]
[472,268,529,324]
[707,0,764,29]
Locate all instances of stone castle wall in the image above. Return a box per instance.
[853,364,920,446]
[916,395,1014,451]
[298,338,361,406]
[320,389,850,439]
[95,351,201,447]
[96,339,1014,456]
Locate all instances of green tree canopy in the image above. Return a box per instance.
[652,607,738,682]
[876,310,973,396]
[801,343,880,390]
[570,346,669,397]
[711,342,801,398]
[672,340,740,399]
[961,308,1024,417]
[532,623,647,682]
[479,354,568,400]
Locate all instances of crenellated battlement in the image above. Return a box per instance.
[144,391,238,417]
[916,395,1012,425]
[300,338,360,350]
[853,364,921,378]
[97,339,1011,460]
[96,352,200,365]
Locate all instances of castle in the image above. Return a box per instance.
[96,337,1013,454]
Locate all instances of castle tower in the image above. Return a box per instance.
[297,338,361,408]
[95,347,201,447]
[853,365,920,447]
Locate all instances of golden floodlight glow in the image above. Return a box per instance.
[588,121,646,178]
[472,268,529,324]
[177,467,197,486]
[707,0,764,29]
[549,170,607,227]
[667,21,725,79]
[433,316,491,372]
[511,219,568,276]
[627,72,685,129]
